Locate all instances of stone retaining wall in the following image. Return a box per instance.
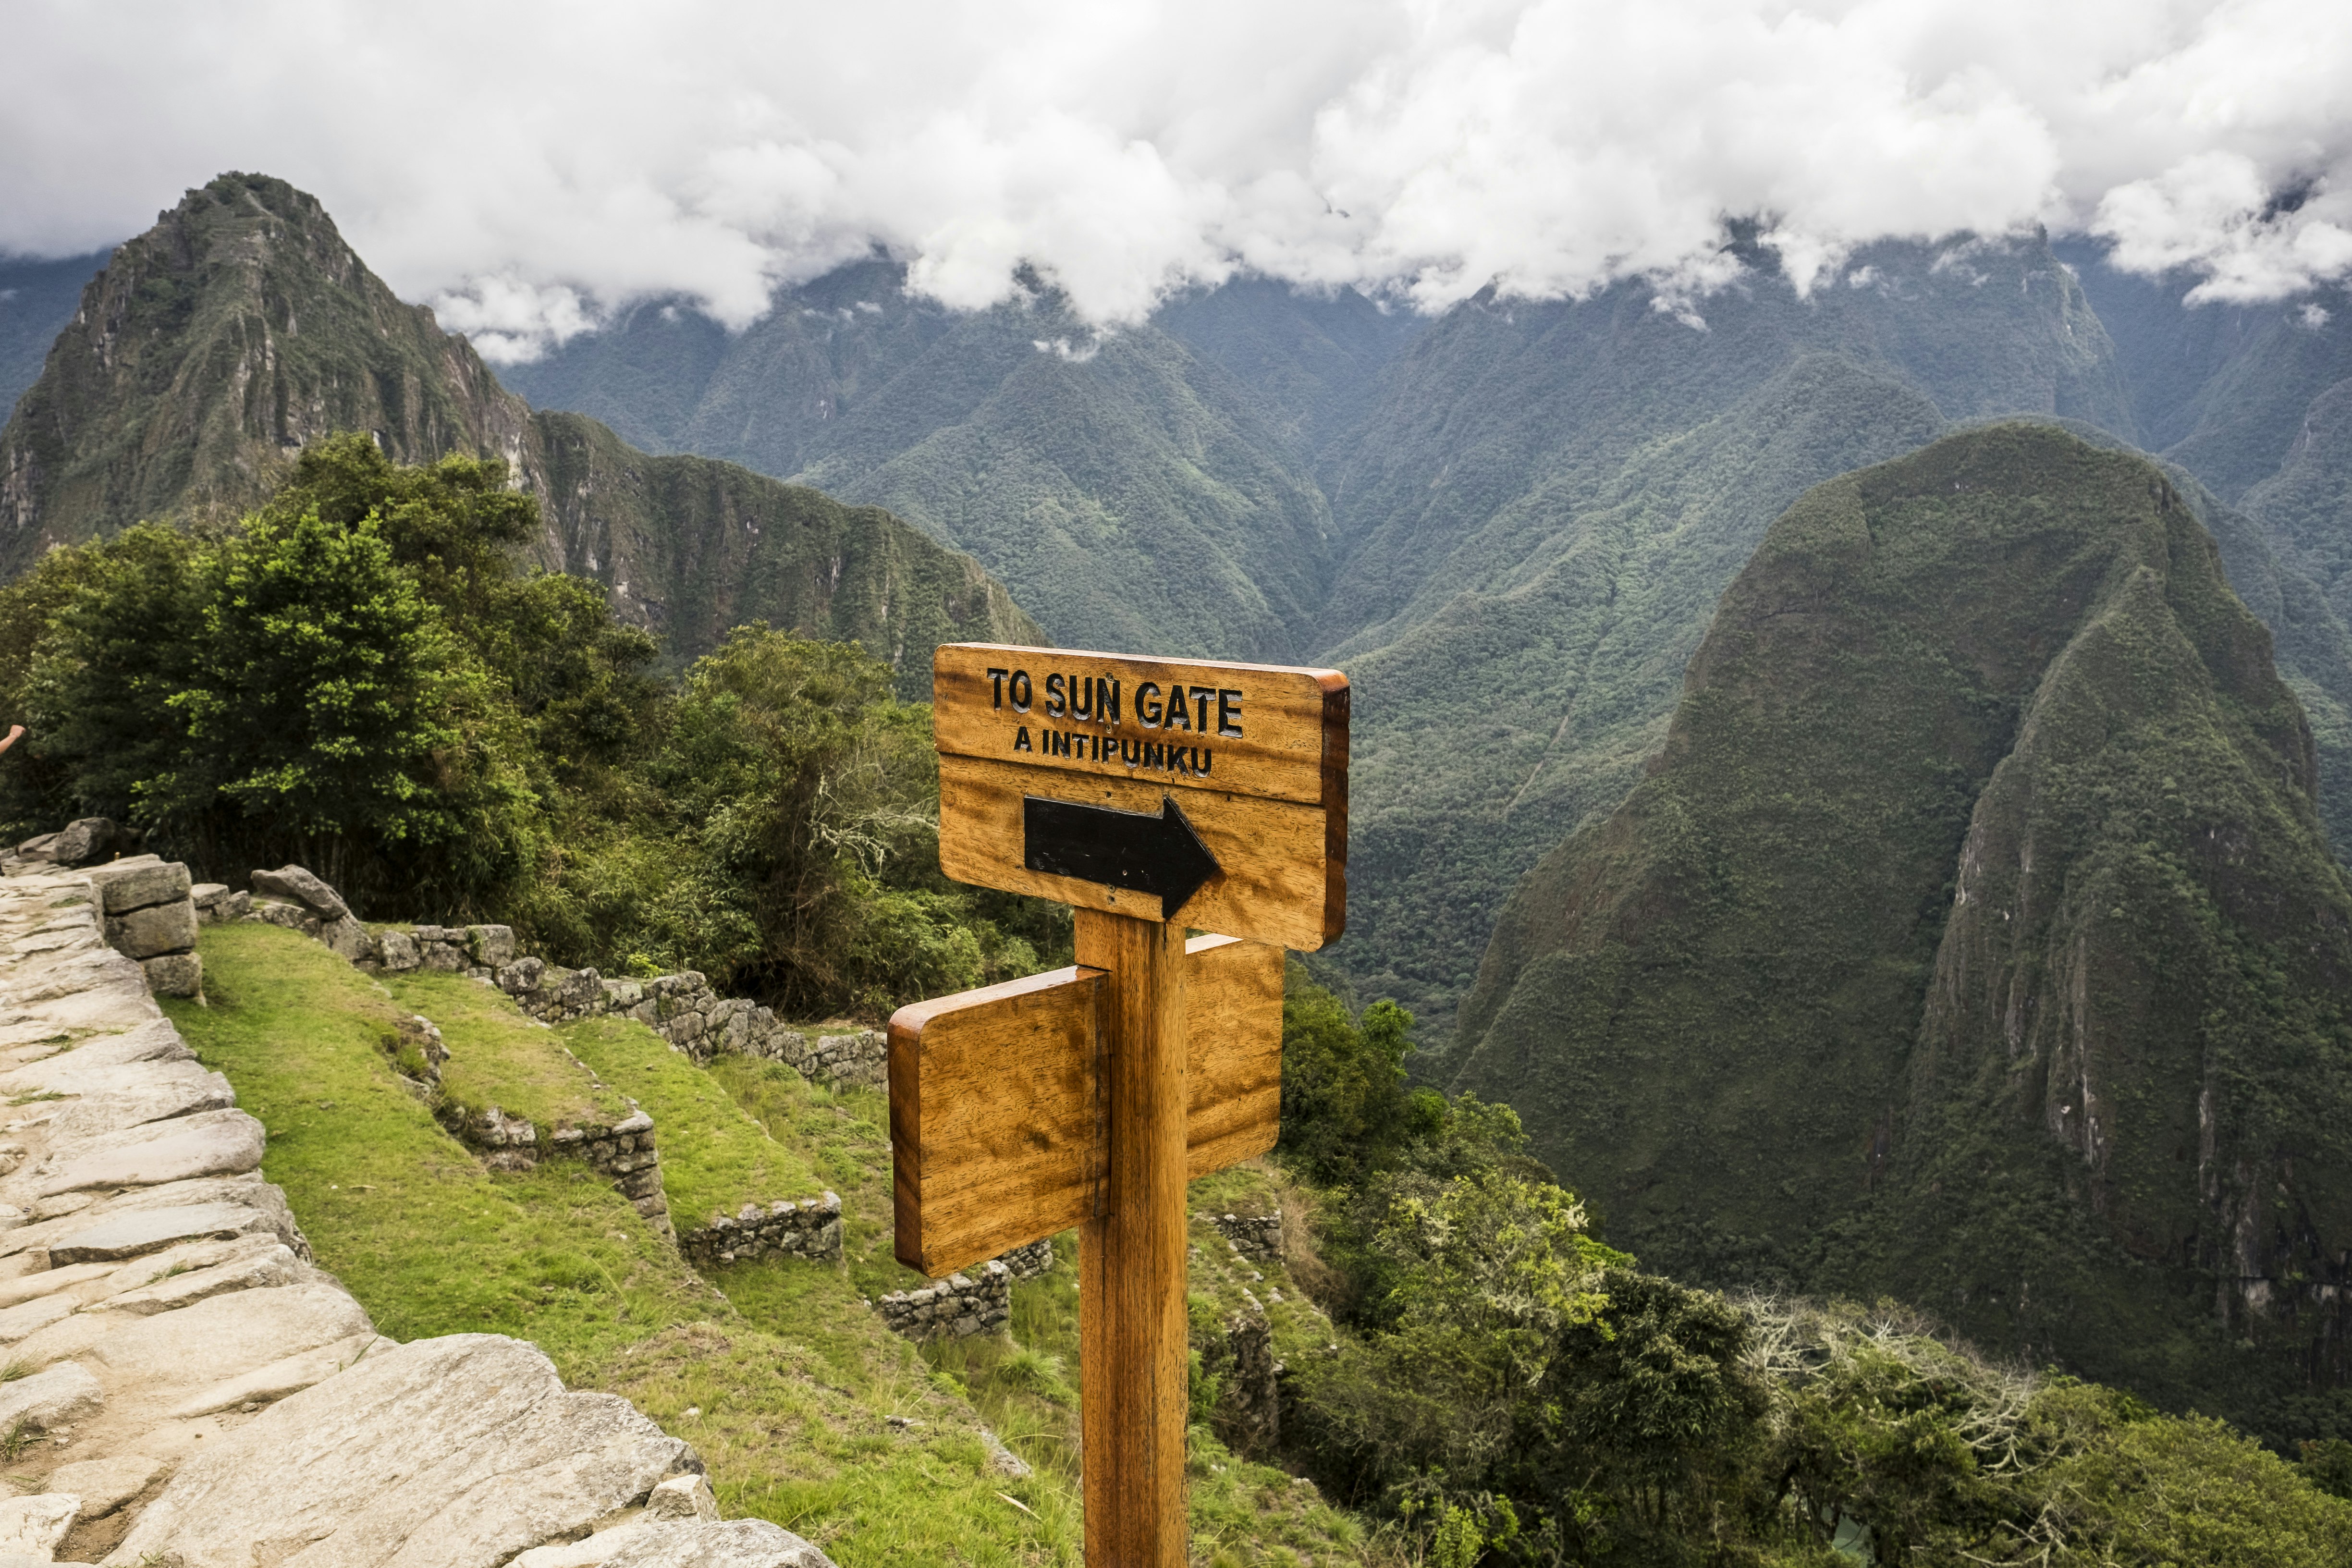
[876,1260,1014,1340]
[1000,1237,1057,1280]
[493,959,887,1089]
[678,1192,844,1266]
[0,866,834,1566]
[196,862,884,1095]
[74,856,203,999]
[1211,1210,1283,1263]
[194,859,865,1266]
[872,1238,1059,1342]
[1203,1302,1281,1455]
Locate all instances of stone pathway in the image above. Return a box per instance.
[0,869,833,1567]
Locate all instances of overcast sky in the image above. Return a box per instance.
[4,0,2348,359]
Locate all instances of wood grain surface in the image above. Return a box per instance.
[1183,935,1283,1177]
[889,965,1106,1279]
[938,752,1344,948]
[934,642,1348,811]
[1075,908,1190,1568]
[888,936,1283,1277]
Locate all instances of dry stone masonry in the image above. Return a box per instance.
[1211,1210,1283,1263]
[496,960,888,1088]
[679,1192,844,1267]
[871,1239,1058,1342]
[0,865,835,1565]
[202,861,886,1093]
[875,1261,1015,1341]
[1,840,209,1001]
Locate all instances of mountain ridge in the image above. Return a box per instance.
[1451,423,2352,1435]
[0,175,1036,695]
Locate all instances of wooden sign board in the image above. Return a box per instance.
[933,644,1348,950]
[888,934,1282,1278]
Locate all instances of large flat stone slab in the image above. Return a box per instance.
[0,1494,78,1558]
[601,1521,835,1567]
[47,1069,235,1144]
[47,1202,284,1266]
[87,862,189,916]
[170,1329,388,1419]
[111,1334,696,1568]
[0,1292,78,1343]
[83,1176,306,1252]
[79,1283,372,1390]
[0,1262,121,1311]
[47,1454,163,1520]
[38,1110,264,1195]
[0,946,147,1009]
[0,1023,192,1095]
[0,1361,101,1431]
[514,1519,835,1568]
[98,1241,296,1316]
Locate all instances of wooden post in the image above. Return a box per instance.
[1076,906,1188,1566]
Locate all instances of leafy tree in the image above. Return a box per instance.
[524,624,1059,1013]
[7,524,196,836]
[254,434,661,781]
[1532,1271,1771,1558]
[1278,981,1439,1184]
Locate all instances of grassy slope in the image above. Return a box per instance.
[380,967,630,1132]
[172,920,1374,1565]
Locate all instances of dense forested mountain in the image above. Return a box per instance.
[506,265,1404,664]
[11,173,2352,1450]
[1453,424,2352,1436]
[527,230,2346,1041]
[15,184,2350,1048]
[0,176,1034,694]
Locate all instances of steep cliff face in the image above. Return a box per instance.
[0,175,1038,690]
[0,174,530,566]
[529,412,1033,694]
[1452,425,2352,1428]
[515,266,1346,666]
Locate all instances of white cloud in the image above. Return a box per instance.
[1,0,2347,355]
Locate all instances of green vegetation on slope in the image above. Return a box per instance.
[1269,969,2352,1566]
[562,1017,817,1227]
[0,249,107,421]
[171,905,1379,1564]
[170,920,1076,1564]
[383,966,631,1133]
[0,174,1034,682]
[1451,424,2352,1442]
[0,435,1064,1019]
[514,262,1366,666]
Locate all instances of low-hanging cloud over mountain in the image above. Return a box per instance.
[4,0,2347,357]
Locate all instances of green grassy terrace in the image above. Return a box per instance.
[167,919,1381,1566]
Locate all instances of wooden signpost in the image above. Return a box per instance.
[891,643,1348,1566]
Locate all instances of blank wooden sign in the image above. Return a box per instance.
[889,934,1283,1278]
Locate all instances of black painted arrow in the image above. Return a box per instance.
[1023,793,1220,915]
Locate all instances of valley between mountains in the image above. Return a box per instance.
[5,171,2352,1556]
